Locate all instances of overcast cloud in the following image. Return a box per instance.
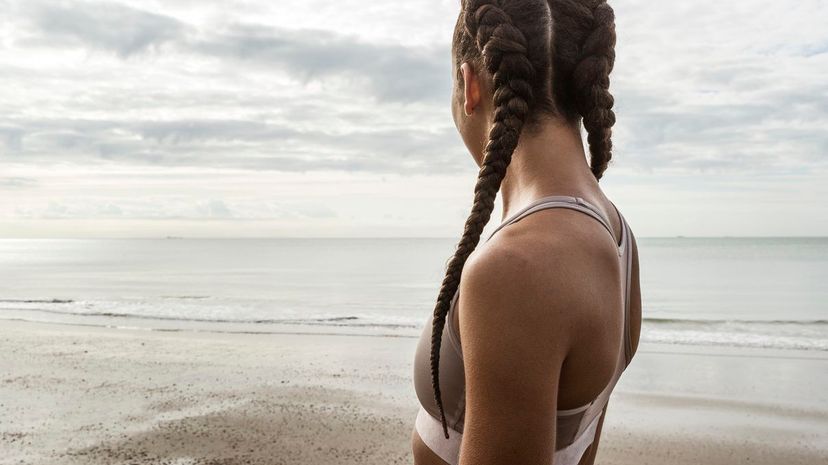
[0,0,826,237]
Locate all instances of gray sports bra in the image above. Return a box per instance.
[413,195,634,465]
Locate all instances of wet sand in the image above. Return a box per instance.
[1,320,826,464]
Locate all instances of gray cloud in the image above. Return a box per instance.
[2,0,827,237]
[0,177,38,189]
[1,116,463,173]
[15,1,451,104]
[1,0,824,178]
[0,125,24,152]
[612,60,828,173]
[23,1,186,57]
[186,23,451,103]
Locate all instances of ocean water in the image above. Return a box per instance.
[0,238,826,351]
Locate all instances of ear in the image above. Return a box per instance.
[460,62,480,117]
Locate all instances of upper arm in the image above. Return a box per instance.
[457,242,581,465]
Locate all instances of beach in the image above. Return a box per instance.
[1,320,826,465]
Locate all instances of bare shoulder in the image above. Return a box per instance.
[461,210,619,328]
[458,213,607,366]
[455,215,611,463]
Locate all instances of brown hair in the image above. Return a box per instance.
[430,0,617,438]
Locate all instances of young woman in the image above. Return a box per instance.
[411,1,642,464]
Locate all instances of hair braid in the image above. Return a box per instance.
[566,0,617,180]
[430,0,544,439]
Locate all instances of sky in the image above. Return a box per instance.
[0,0,826,238]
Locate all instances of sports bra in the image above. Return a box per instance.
[413,195,635,465]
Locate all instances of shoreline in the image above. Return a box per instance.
[3,312,826,352]
[1,320,826,464]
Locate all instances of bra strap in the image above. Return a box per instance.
[488,195,634,366]
[622,218,634,367]
[487,196,615,244]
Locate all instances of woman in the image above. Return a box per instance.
[411,1,642,464]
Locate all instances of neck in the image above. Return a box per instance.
[498,117,600,222]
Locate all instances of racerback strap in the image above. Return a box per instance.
[486,194,633,367]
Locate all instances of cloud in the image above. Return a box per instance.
[1,116,463,173]
[7,190,343,222]
[199,199,232,218]
[0,177,38,189]
[15,1,451,103]
[22,0,186,57]
[609,0,828,175]
[6,0,823,177]
[187,23,451,104]
[0,125,24,152]
[1,0,826,237]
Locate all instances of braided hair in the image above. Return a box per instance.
[429,0,618,438]
[548,0,617,179]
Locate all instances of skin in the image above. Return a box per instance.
[411,60,642,465]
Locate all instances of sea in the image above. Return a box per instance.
[1,237,826,351]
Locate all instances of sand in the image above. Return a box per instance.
[1,320,826,465]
